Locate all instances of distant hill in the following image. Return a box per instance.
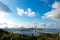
[0,29,8,34]
[0,29,60,40]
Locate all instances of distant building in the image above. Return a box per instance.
[34,23,38,36]
[59,33,60,36]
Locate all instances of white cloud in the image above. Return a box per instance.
[52,1,60,9]
[0,22,22,28]
[16,8,36,17]
[0,22,60,28]
[17,8,24,16]
[0,2,12,19]
[26,8,36,16]
[0,10,9,18]
[42,1,60,21]
[37,23,60,28]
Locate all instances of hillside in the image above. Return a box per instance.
[0,29,60,40]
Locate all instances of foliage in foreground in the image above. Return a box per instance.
[0,29,60,40]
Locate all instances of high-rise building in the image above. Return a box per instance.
[34,23,37,35]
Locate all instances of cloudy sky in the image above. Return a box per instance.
[0,0,60,28]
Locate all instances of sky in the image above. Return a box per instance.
[0,0,60,28]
